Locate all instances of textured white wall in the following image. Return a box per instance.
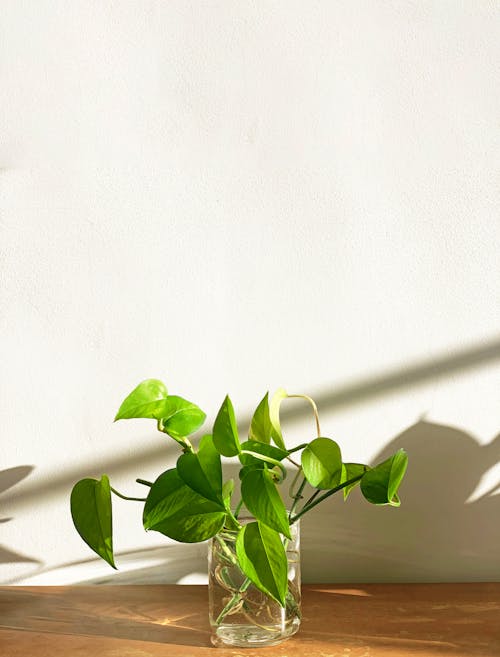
[1,1,499,585]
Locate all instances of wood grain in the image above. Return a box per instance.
[0,584,498,656]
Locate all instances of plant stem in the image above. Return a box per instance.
[240,450,287,481]
[136,478,153,487]
[288,476,307,521]
[288,467,303,499]
[287,394,321,437]
[289,474,364,524]
[215,578,252,625]
[287,443,308,455]
[215,535,239,567]
[300,488,320,511]
[285,443,308,469]
[110,487,147,502]
[286,455,301,468]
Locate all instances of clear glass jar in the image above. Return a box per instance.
[208,518,301,647]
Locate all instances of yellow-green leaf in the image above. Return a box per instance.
[269,388,287,450]
[360,449,408,505]
[213,395,240,457]
[249,393,272,444]
[114,379,168,420]
[301,437,342,489]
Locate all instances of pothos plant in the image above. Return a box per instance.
[71,378,408,608]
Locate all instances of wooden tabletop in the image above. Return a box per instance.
[0,584,498,657]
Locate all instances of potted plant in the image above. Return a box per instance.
[71,378,408,648]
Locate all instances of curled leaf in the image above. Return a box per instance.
[341,463,370,500]
[360,449,408,505]
[269,388,288,450]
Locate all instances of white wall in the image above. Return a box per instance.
[1,1,499,585]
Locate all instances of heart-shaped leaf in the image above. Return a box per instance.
[360,449,408,506]
[115,380,206,439]
[301,437,342,489]
[213,395,240,457]
[341,463,370,500]
[177,435,223,504]
[249,393,272,444]
[70,475,116,569]
[156,396,206,439]
[236,521,288,606]
[241,468,291,539]
[238,463,262,480]
[114,379,168,420]
[269,388,287,450]
[143,469,226,542]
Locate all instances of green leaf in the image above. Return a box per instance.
[114,380,206,439]
[341,463,370,500]
[213,395,240,457]
[115,378,168,420]
[360,449,408,505]
[239,440,288,467]
[301,437,342,489]
[177,434,223,504]
[238,463,262,481]
[241,468,291,539]
[221,479,240,530]
[70,475,116,569]
[249,393,272,444]
[235,521,288,606]
[156,395,206,439]
[143,469,226,542]
[222,479,234,508]
[269,388,287,450]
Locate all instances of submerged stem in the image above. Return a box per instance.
[215,578,252,625]
[215,535,239,567]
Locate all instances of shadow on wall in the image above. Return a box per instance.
[16,421,500,586]
[2,336,500,584]
[302,420,500,583]
[3,336,500,512]
[0,467,42,568]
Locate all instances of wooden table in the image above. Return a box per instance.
[0,584,498,656]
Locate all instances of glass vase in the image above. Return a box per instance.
[208,518,301,647]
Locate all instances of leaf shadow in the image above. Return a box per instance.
[301,420,500,582]
[0,466,42,567]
